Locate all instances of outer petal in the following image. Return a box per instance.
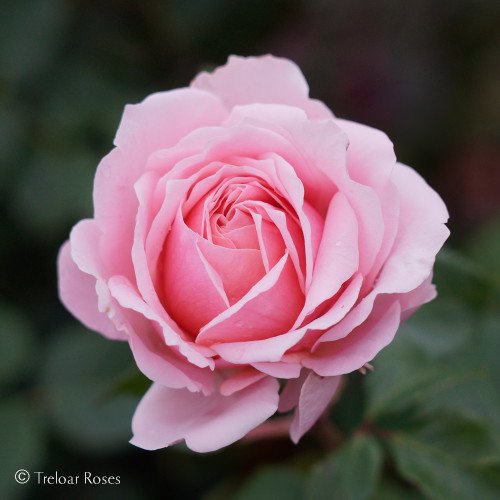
[191,55,333,120]
[303,299,402,376]
[57,240,125,340]
[338,119,400,291]
[290,372,341,443]
[220,367,267,396]
[93,89,228,280]
[130,377,279,452]
[109,275,214,369]
[63,219,128,340]
[376,164,450,295]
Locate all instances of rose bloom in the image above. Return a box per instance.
[58,55,449,452]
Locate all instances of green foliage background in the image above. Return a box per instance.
[1,1,499,499]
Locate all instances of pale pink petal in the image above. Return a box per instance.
[290,372,342,443]
[130,377,279,452]
[196,234,266,305]
[398,273,437,321]
[248,201,305,292]
[57,240,125,340]
[278,370,309,412]
[290,274,364,352]
[161,212,230,334]
[376,164,450,294]
[211,328,307,365]
[137,172,193,295]
[251,361,302,379]
[303,299,402,376]
[225,107,385,279]
[301,192,359,318]
[222,104,341,216]
[108,275,214,369]
[196,253,303,345]
[127,329,215,394]
[337,119,397,187]
[220,367,267,396]
[93,89,227,280]
[191,55,333,120]
[67,219,128,340]
[338,119,401,291]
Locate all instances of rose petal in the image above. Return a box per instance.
[338,119,400,291]
[127,323,215,395]
[191,55,333,120]
[251,362,302,379]
[376,163,450,294]
[303,299,402,376]
[220,367,267,396]
[94,89,228,280]
[290,372,341,443]
[109,275,214,369]
[66,219,129,339]
[58,240,125,340]
[130,377,279,452]
[278,370,309,412]
[301,192,359,318]
[290,273,364,352]
[161,212,231,334]
[196,252,303,345]
[196,230,267,305]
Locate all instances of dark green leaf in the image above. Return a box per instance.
[433,248,496,307]
[233,466,306,500]
[464,217,500,291]
[468,310,500,393]
[373,477,426,500]
[365,329,447,421]
[306,434,383,500]
[389,433,500,500]
[40,325,140,453]
[400,297,472,357]
[330,371,367,432]
[408,411,500,464]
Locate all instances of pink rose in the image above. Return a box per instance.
[58,55,449,452]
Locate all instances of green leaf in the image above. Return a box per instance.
[468,310,500,393]
[400,297,472,357]
[389,433,500,500]
[464,217,500,291]
[0,396,46,500]
[420,371,500,432]
[40,325,140,453]
[233,466,306,500]
[330,371,367,433]
[373,478,426,500]
[433,248,496,307]
[409,412,500,464]
[306,434,383,500]
[365,328,447,421]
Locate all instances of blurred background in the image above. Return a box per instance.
[1,1,499,499]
